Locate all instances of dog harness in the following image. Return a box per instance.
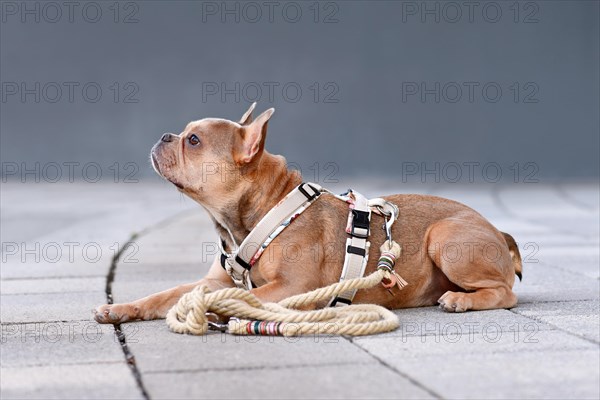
[219,182,399,306]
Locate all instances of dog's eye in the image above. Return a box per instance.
[188,134,200,146]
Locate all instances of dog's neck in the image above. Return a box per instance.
[207,152,302,250]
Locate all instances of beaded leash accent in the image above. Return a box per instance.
[246,320,283,335]
[377,240,408,291]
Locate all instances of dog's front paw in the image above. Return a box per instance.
[93,304,137,324]
[437,291,471,313]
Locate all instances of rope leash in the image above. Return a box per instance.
[166,241,407,337]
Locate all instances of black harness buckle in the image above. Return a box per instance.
[298,183,320,201]
[350,209,370,238]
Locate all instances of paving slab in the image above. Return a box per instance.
[353,328,600,398]
[113,262,208,303]
[116,262,209,279]
[112,279,199,304]
[142,362,434,400]
[512,300,600,343]
[1,322,123,367]
[512,261,599,303]
[354,329,596,358]
[536,246,600,279]
[385,307,554,341]
[127,245,208,266]
[0,363,143,400]
[0,292,106,323]
[125,320,376,374]
[375,349,600,400]
[0,277,106,295]
[1,259,111,280]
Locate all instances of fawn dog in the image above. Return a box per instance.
[94,103,521,323]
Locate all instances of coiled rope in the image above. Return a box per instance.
[166,242,405,337]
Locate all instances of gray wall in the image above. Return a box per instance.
[1,1,598,183]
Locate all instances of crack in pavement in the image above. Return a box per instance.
[102,211,190,400]
[105,233,150,400]
[344,336,444,399]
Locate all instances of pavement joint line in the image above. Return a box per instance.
[508,309,600,345]
[344,336,444,399]
[142,360,380,375]
[491,185,597,239]
[106,233,150,400]
[100,210,194,400]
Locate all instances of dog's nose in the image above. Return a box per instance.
[161,133,174,143]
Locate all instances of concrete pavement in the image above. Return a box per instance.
[1,180,599,399]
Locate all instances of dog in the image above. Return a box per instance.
[94,103,522,324]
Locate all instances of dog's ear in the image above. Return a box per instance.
[238,102,257,125]
[235,108,274,164]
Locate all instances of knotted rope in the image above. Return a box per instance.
[166,242,406,337]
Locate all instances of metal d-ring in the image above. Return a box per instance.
[384,215,393,246]
[206,312,229,332]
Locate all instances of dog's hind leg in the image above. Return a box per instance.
[426,214,518,312]
[437,286,517,312]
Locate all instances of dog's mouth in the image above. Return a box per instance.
[151,150,185,190]
[171,180,184,189]
[150,152,161,175]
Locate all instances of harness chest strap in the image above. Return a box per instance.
[220,182,323,290]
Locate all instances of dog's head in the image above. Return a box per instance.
[150,103,275,204]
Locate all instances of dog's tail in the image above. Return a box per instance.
[502,232,522,281]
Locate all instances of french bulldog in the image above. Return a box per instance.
[94,103,521,323]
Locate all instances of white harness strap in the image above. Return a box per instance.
[329,190,372,307]
[223,182,322,289]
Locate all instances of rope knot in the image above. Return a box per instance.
[167,285,211,335]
